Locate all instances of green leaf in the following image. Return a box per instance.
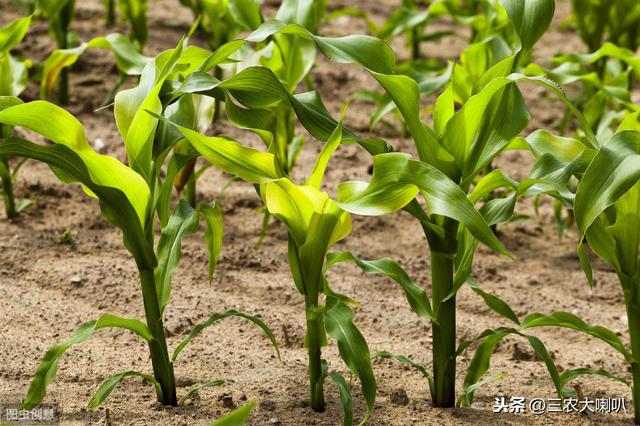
[22,314,152,410]
[337,152,508,256]
[155,201,201,313]
[179,380,225,405]
[328,372,353,426]
[211,400,256,426]
[559,368,631,393]
[41,33,151,99]
[574,131,640,237]
[307,122,342,189]
[0,16,31,53]
[500,0,555,51]
[373,351,432,387]
[326,252,434,321]
[229,0,263,30]
[0,101,150,225]
[247,21,395,74]
[172,310,280,362]
[160,116,283,184]
[0,136,154,268]
[457,372,507,407]
[520,311,633,361]
[88,371,161,409]
[324,302,376,425]
[469,285,520,324]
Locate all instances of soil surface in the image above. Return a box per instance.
[0,0,636,425]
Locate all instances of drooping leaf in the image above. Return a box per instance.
[22,315,152,409]
[326,252,433,321]
[324,302,376,425]
[179,380,225,405]
[88,370,161,409]
[172,310,280,362]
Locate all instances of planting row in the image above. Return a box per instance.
[2,0,640,424]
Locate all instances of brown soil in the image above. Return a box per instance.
[0,1,635,425]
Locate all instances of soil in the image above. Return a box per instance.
[0,0,635,425]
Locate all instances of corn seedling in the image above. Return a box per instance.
[38,0,149,104]
[40,32,150,104]
[522,42,640,236]
[353,0,520,135]
[532,43,640,139]
[116,0,149,49]
[0,17,33,218]
[157,110,379,423]
[571,0,640,52]
[251,0,591,408]
[164,40,400,418]
[35,0,76,104]
[490,114,640,424]
[573,125,640,422]
[176,0,327,212]
[0,40,278,410]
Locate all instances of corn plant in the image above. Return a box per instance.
[521,42,640,236]
[154,113,377,423]
[0,40,278,410]
[531,43,640,139]
[572,125,640,424]
[164,35,411,418]
[115,0,149,49]
[35,0,75,103]
[176,0,327,212]
[483,113,640,424]
[354,0,521,135]
[39,32,150,103]
[0,16,32,218]
[246,0,585,408]
[571,0,640,52]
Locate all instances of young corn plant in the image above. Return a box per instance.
[474,117,640,423]
[39,32,150,104]
[158,115,377,424]
[165,45,397,419]
[573,124,640,425]
[258,0,583,408]
[353,0,521,135]
[0,40,278,410]
[523,42,640,236]
[36,0,149,104]
[571,0,640,52]
[115,0,149,49]
[0,16,33,218]
[35,0,76,104]
[531,43,640,139]
[176,0,327,211]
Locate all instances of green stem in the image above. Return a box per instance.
[0,158,16,219]
[430,250,456,407]
[626,284,640,424]
[105,0,116,25]
[138,268,177,406]
[184,174,196,207]
[213,66,224,122]
[305,297,325,412]
[56,1,74,105]
[411,27,420,61]
[428,219,458,408]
